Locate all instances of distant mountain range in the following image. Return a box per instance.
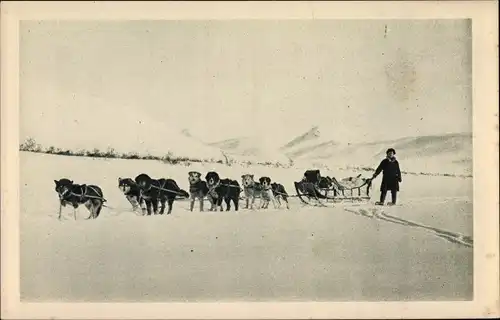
[204,125,473,174]
[23,90,472,173]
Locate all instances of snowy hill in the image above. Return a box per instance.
[201,125,472,175]
[21,93,229,162]
[280,126,473,175]
[207,135,293,165]
[280,126,322,150]
[279,126,340,159]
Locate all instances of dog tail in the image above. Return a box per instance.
[95,203,103,218]
[167,179,188,197]
[179,189,189,198]
[230,180,243,193]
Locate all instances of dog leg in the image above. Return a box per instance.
[284,198,290,209]
[131,199,138,212]
[156,199,162,215]
[276,196,282,208]
[206,196,212,211]
[94,202,103,218]
[144,200,152,215]
[199,198,204,212]
[245,197,249,209]
[224,198,231,211]
[138,197,146,215]
[217,198,224,212]
[271,197,278,209]
[189,197,195,212]
[233,197,239,211]
[92,203,97,219]
[127,195,140,213]
[84,201,93,219]
[141,205,148,216]
[58,202,63,220]
[90,201,97,219]
[126,195,135,211]
[258,198,264,209]
[159,198,167,215]
[152,199,160,215]
[72,203,79,220]
[132,201,140,213]
[166,198,174,215]
[265,197,270,209]
[207,197,214,211]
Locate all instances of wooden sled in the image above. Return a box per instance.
[294,170,372,207]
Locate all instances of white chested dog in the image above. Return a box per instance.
[259,176,278,209]
[241,174,264,209]
[188,171,209,212]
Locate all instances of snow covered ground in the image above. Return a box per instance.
[20,151,473,302]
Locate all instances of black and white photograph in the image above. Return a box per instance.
[1,1,498,319]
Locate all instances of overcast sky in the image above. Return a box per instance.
[20,19,472,145]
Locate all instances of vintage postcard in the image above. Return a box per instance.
[1,1,498,319]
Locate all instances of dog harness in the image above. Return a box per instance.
[207,181,220,199]
[60,185,106,202]
[140,179,188,197]
[261,186,273,201]
[245,183,262,190]
[189,181,205,193]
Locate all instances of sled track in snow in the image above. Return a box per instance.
[51,197,473,249]
[344,207,473,248]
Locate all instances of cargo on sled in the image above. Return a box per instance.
[294,169,372,206]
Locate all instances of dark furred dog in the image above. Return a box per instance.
[188,171,209,212]
[54,178,105,220]
[135,173,189,215]
[205,171,240,212]
[271,182,290,209]
[258,176,277,209]
[118,177,144,213]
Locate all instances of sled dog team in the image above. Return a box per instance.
[54,170,290,220]
[53,148,402,220]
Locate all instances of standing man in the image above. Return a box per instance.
[371,148,402,206]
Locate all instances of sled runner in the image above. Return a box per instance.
[294,170,372,206]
